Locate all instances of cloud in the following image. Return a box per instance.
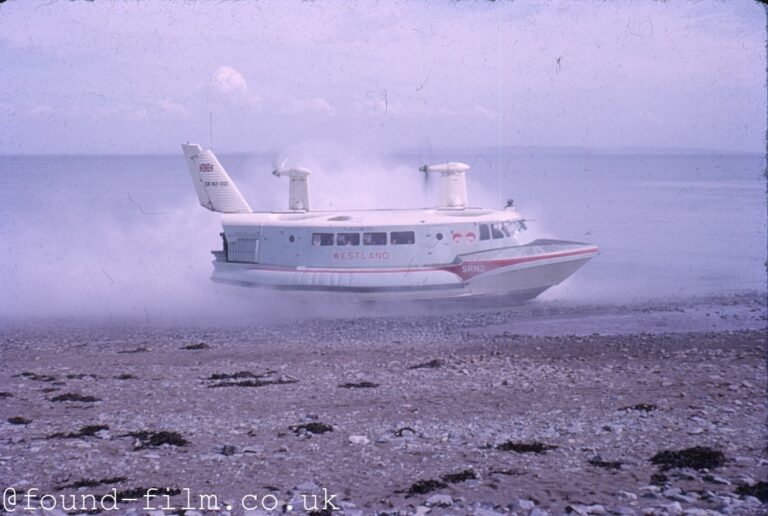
[0,1,763,153]
[208,66,334,116]
[212,66,248,95]
[209,65,260,108]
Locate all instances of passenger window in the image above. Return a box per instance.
[479,224,490,241]
[336,233,360,246]
[491,223,504,239]
[312,233,334,246]
[363,232,387,245]
[390,231,415,245]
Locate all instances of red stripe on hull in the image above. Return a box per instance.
[440,247,599,280]
[244,246,598,281]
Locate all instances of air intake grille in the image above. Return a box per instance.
[227,238,259,263]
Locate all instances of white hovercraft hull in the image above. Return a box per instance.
[210,239,597,301]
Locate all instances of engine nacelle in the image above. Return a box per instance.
[273,167,311,211]
[419,162,470,208]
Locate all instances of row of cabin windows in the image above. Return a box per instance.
[312,231,416,247]
[478,221,526,241]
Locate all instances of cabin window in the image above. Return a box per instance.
[390,231,415,245]
[337,233,360,246]
[491,223,505,239]
[436,233,443,240]
[288,235,295,243]
[504,221,527,236]
[312,233,334,246]
[479,224,490,241]
[363,232,387,245]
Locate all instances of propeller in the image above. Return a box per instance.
[271,155,288,176]
[417,135,436,196]
[419,163,432,191]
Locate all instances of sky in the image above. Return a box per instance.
[0,0,765,154]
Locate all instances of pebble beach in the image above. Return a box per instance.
[1,293,766,516]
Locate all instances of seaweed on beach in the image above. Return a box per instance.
[442,469,477,483]
[206,370,296,388]
[181,342,210,350]
[15,372,57,382]
[405,478,447,496]
[8,416,31,425]
[114,487,181,500]
[620,403,657,412]
[127,430,188,449]
[208,370,264,380]
[115,373,136,380]
[494,440,558,454]
[0,392,13,398]
[488,468,527,476]
[57,477,127,490]
[117,346,150,354]
[338,381,379,389]
[588,459,624,470]
[735,482,768,503]
[408,359,443,370]
[66,373,99,380]
[650,472,669,485]
[49,393,101,403]
[650,446,726,471]
[208,377,297,388]
[289,422,334,435]
[47,424,108,439]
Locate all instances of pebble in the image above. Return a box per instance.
[348,435,370,445]
[661,502,683,516]
[734,475,755,486]
[674,470,698,481]
[670,494,698,504]
[616,491,638,502]
[518,499,536,510]
[425,494,453,507]
[567,504,606,515]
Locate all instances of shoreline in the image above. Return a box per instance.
[1,293,766,515]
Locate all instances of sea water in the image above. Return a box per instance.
[0,149,764,322]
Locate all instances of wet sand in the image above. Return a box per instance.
[1,293,766,516]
